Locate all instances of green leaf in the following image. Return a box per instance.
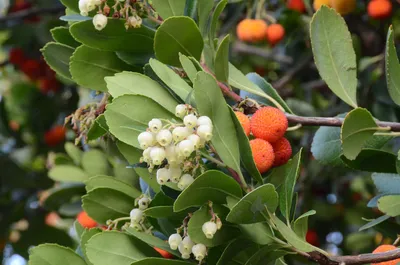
[105,95,176,149]
[372,173,400,194]
[210,0,228,41]
[60,0,79,13]
[229,108,262,183]
[74,220,85,239]
[340,149,397,173]
[154,16,203,66]
[41,42,74,80]
[48,165,89,183]
[85,175,141,199]
[245,246,288,265]
[198,0,214,36]
[227,184,278,224]
[116,51,153,67]
[293,210,316,239]
[359,215,391,231]
[179,53,198,83]
[70,45,137,92]
[125,227,180,257]
[246,73,293,114]
[64,142,82,165]
[310,6,357,108]
[29,244,86,265]
[151,0,186,19]
[378,195,400,217]
[50,26,80,48]
[174,170,242,211]
[215,34,230,82]
[271,215,316,252]
[82,149,110,176]
[87,114,108,141]
[341,108,379,160]
[239,223,275,245]
[279,150,302,220]
[81,228,102,265]
[43,183,85,211]
[131,258,193,265]
[86,231,159,265]
[194,71,242,177]
[70,19,155,53]
[105,72,178,113]
[82,187,134,224]
[188,205,240,247]
[216,239,257,265]
[149,58,194,103]
[385,26,400,106]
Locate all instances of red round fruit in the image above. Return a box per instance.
[77,211,97,228]
[250,107,288,143]
[250,138,275,173]
[21,60,41,80]
[154,247,174,259]
[306,230,320,247]
[272,137,292,167]
[44,125,66,147]
[287,0,306,12]
[9,48,25,66]
[38,78,60,94]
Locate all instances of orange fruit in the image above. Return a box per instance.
[236,19,268,43]
[330,0,356,15]
[313,0,331,10]
[234,111,251,136]
[250,138,275,173]
[287,0,306,12]
[271,137,292,167]
[250,107,288,143]
[266,24,285,46]
[44,125,66,147]
[371,245,400,265]
[77,211,97,228]
[154,247,174,259]
[368,0,392,19]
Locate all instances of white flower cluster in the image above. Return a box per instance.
[168,234,207,261]
[78,0,100,16]
[138,104,214,191]
[129,196,151,231]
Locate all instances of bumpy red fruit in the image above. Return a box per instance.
[9,48,25,66]
[306,230,320,247]
[235,111,251,136]
[77,211,97,228]
[272,137,292,167]
[250,139,275,173]
[44,125,66,147]
[368,0,392,20]
[250,107,288,143]
[287,0,306,12]
[154,247,174,259]
[371,245,400,265]
[266,24,285,46]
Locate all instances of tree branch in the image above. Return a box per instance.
[0,5,64,24]
[232,41,293,64]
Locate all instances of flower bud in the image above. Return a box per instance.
[178,174,194,190]
[93,0,101,5]
[187,134,201,149]
[142,147,151,163]
[128,15,142,28]
[197,116,212,127]
[78,0,89,16]
[156,129,172,146]
[130,208,143,223]
[175,104,187,118]
[150,147,166,165]
[184,114,198,129]
[192,243,207,261]
[138,197,151,210]
[138,132,154,149]
[197,125,213,141]
[181,236,194,253]
[178,139,195,157]
[129,222,143,231]
[169,165,182,183]
[148,118,162,133]
[93,14,108,31]
[156,168,171,185]
[168,233,182,250]
[165,145,179,165]
[216,218,222,230]
[202,221,218,239]
[172,127,190,142]
[86,0,96,11]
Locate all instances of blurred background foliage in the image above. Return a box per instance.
[1,0,400,264]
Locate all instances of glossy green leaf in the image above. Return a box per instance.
[105,95,176,148]
[372,173,400,194]
[82,187,134,224]
[179,53,198,83]
[87,114,108,141]
[244,246,288,265]
[279,150,302,220]
[227,184,278,224]
[239,223,274,245]
[310,6,357,108]
[51,26,80,48]
[64,142,82,165]
[174,170,242,212]
[143,206,174,218]
[81,228,102,265]
[70,19,154,53]
[215,34,230,82]
[43,183,85,211]
[105,72,178,113]
[154,16,203,66]
[86,231,159,265]
[341,149,397,173]
[125,227,180,257]
[385,26,400,106]
[70,45,136,91]
[198,0,214,36]
[378,195,400,217]
[82,149,110,176]
[359,215,391,231]
[74,220,85,239]
[188,205,240,247]
[29,244,86,265]
[341,108,379,160]
[194,72,242,177]
[216,239,257,265]
[60,0,79,13]
[41,42,74,80]
[293,210,316,239]
[132,258,193,265]
[151,0,186,19]
[149,58,194,103]
[210,0,227,41]
[85,175,141,199]
[48,165,89,183]
[229,108,262,183]
[116,51,153,67]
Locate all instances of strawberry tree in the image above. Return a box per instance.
[14,0,400,265]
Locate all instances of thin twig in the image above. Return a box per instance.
[233,41,293,64]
